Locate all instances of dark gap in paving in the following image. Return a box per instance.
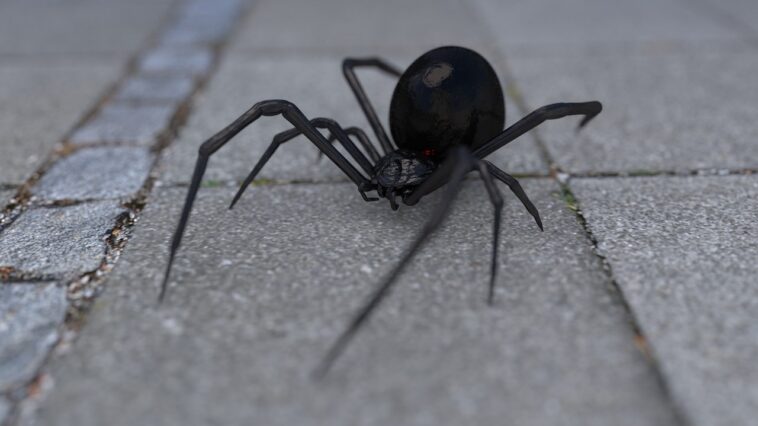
[163,172,556,190]
[567,168,758,179]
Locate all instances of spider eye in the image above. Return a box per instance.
[422,148,436,158]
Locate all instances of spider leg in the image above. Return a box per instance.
[314,146,473,378]
[229,117,376,209]
[473,160,505,304]
[473,101,602,159]
[159,100,373,302]
[484,161,543,231]
[321,126,380,163]
[342,57,403,154]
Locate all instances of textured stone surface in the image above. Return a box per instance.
[570,175,758,426]
[0,0,174,56]
[0,202,125,277]
[508,47,758,173]
[114,75,195,103]
[1,190,15,208]
[138,48,214,76]
[474,0,742,51]
[0,398,8,424]
[0,283,67,393]
[162,54,546,185]
[28,182,676,425]
[69,103,175,146]
[703,0,758,33]
[231,0,490,54]
[32,147,154,201]
[0,61,121,184]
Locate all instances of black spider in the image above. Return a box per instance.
[160,46,602,376]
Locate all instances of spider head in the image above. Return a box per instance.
[373,150,436,198]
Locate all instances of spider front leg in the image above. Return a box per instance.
[320,126,380,163]
[469,101,602,230]
[230,117,378,209]
[473,101,602,159]
[159,100,374,302]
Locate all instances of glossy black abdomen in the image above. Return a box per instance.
[389,46,505,156]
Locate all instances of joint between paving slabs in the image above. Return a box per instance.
[179,171,555,192]
[472,7,693,418]
[553,183,693,426]
[507,71,691,425]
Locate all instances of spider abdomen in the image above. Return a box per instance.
[388,46,505,156]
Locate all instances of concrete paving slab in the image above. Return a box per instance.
[700,0,758,34]
[114,75,195,104]
[0,283,67,393]
[28,181,676,426]
[231,0,490,54]
[0,202,126,277]
[0,398,8,425]
[0,0,173,56]
[138,48,214,76]
[32,147,154,202]
[0,60,121,184]
[473,0,742,51]
[570,175,758,426]
[507,48,758,173]
[69,103,175,147]
[162,54,546,186]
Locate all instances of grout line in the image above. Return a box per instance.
[161,171,555,189]
[0,1,253,424]
[567,168,757,179]
[465,2,693,425]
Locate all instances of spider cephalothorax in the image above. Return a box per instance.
[373,150,436,208]
[160,46,602,376]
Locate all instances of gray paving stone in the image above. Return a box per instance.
[182,0,245,19]
[162,54,546,185]
[701,0,758,34]
[0,202,126,277]
[570,175,758,426]
[160,0,245,47]
[0,398,8,424]
[473,0,742,51]
[113,75,195,104]
[69,103,175,147]
[28,182,676,426]
[138,48,214,76]
[0,283,67,393]
[32,147,154,202]
[0,0,174,56]
[0,60,121,184]
[230,0,490,54]
[160,0,249,46]
[507,47,758,173]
